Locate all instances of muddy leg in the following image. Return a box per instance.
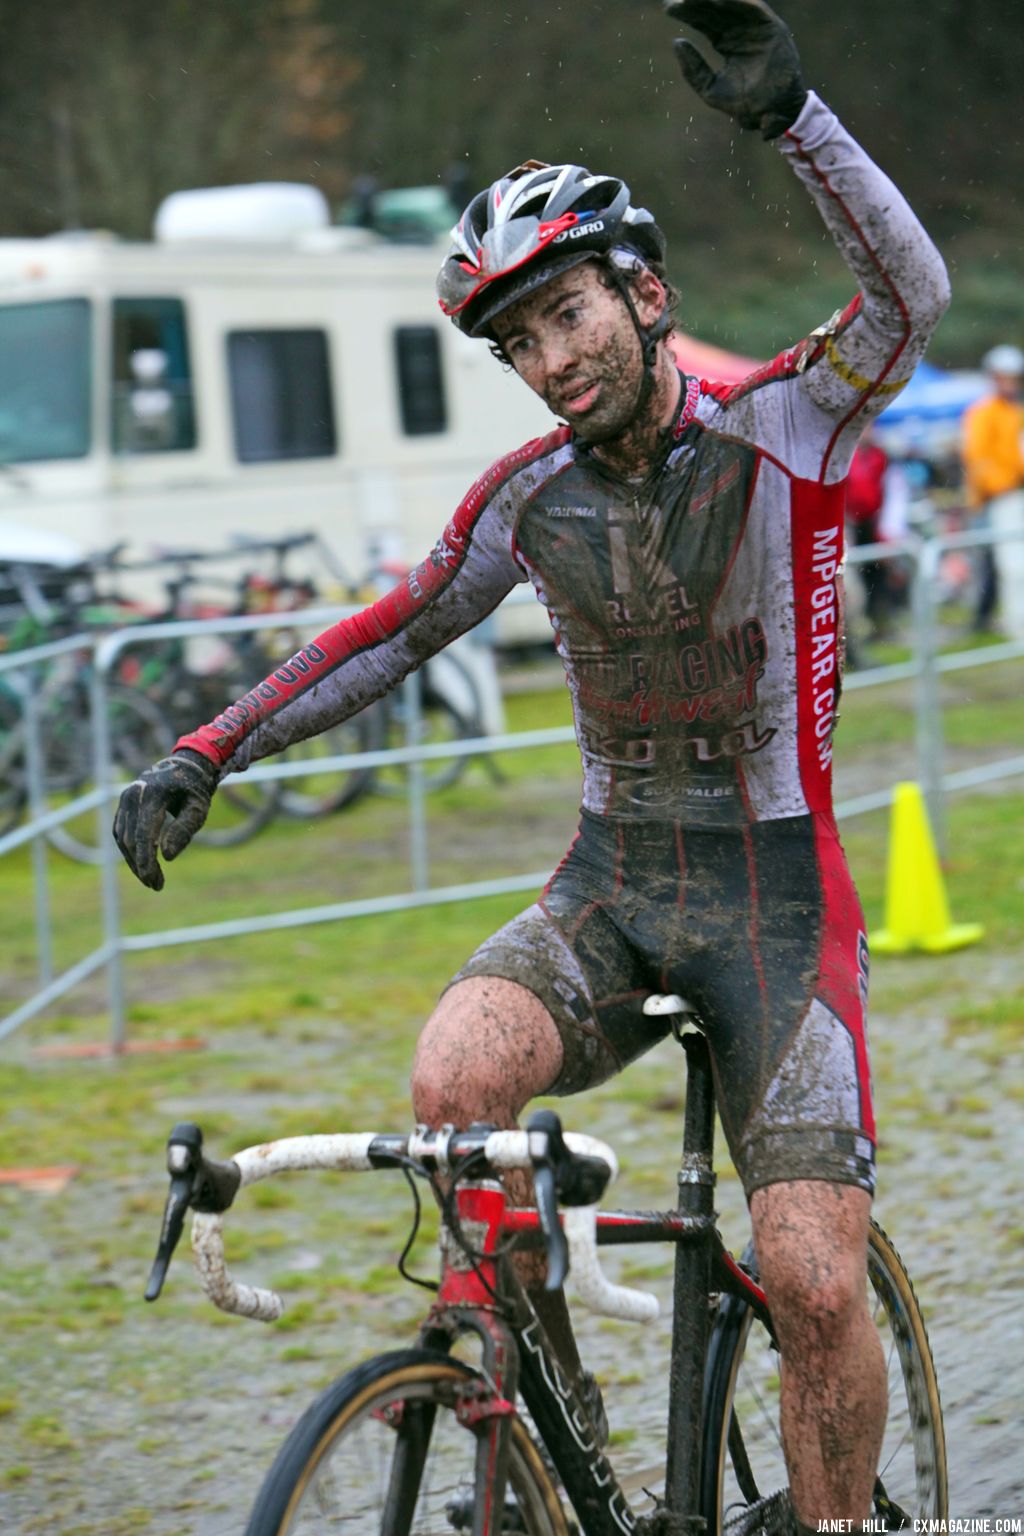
[750,1180,886,1525]
[412,976,563,1129]
[411,976,586,1381]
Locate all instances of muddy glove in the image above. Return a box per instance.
[113,748,219,891]
[665,0,806,140]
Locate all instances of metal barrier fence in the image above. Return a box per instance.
[3,526,1023,1048]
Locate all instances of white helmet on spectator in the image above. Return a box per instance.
[982,344,1024,376]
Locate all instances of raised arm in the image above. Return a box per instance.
[771,93,951,437]
[667,0,950,475]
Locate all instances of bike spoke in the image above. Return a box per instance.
[745,1369,785,1459]
[878,1425,913,1483]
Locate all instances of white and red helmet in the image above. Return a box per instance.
[437,161,666,339]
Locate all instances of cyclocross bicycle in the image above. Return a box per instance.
[145,996,947,1536]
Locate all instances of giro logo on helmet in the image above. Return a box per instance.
[552,218,606,244]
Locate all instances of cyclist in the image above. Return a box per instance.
[114,2,950,1526]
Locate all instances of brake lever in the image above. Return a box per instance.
[531,1163,569,1291]
[527,1111,570,1291]
[144,1122,241,1302]
[527,1108,611,1207]
[145,1122,203,1302]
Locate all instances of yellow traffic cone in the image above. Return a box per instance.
[871,782,984,954]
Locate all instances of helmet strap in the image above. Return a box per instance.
[604,261,670,417]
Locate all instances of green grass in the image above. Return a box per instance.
[0,670,1021,1526]
[0,677,1018,1181]
[1,667,1022,1045]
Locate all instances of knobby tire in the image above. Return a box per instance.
[243,1347,569,1536]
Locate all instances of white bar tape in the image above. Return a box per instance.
[190,1134,377,1321]
[563,1132,620,1185]
[563,1205,660,1324]
[189,1129,632,1323]
[192,1212,283,1322]
[483,1129,619,1185]
[233,1132,377,1186]
[482,1128,531,1169]
[642,993,694,1017]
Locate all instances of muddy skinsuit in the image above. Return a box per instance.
[178,93,950,1196]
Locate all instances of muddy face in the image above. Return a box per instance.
[493,262,650,445]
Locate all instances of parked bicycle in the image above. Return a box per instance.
[112,538,313,847]
[146,997,946,1536]
[1,541,292,858]
[1,541,289,859]
[0,555,174,859]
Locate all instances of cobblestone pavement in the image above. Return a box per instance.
[1,966,1020,1534]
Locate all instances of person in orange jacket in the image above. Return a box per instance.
[961,345,1024,633]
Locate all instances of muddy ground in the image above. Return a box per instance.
[1,660,1022,1533]
[1,961,1020,1535]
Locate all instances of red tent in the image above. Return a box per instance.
[669,333,761,385]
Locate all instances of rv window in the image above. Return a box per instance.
[112,297,197,454]
[227,330,336,463]
[0,298,91,462]
[394,326,447,436]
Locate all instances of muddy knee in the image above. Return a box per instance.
[752,1181,871,1353]
[763,1246,866,1352]
[411,976,564,1128]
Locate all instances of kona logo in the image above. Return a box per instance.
[553,218,605,244]
[519,1319,636,1532]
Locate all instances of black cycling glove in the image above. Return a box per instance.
[113,748,219,891]
[665,0,807,141]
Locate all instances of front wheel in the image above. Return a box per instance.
[700,1221,947,1536]
[244,1348,569,1536]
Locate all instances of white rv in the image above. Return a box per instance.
[0,184,553,641]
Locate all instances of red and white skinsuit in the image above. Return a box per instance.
[179,94,949,1195]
